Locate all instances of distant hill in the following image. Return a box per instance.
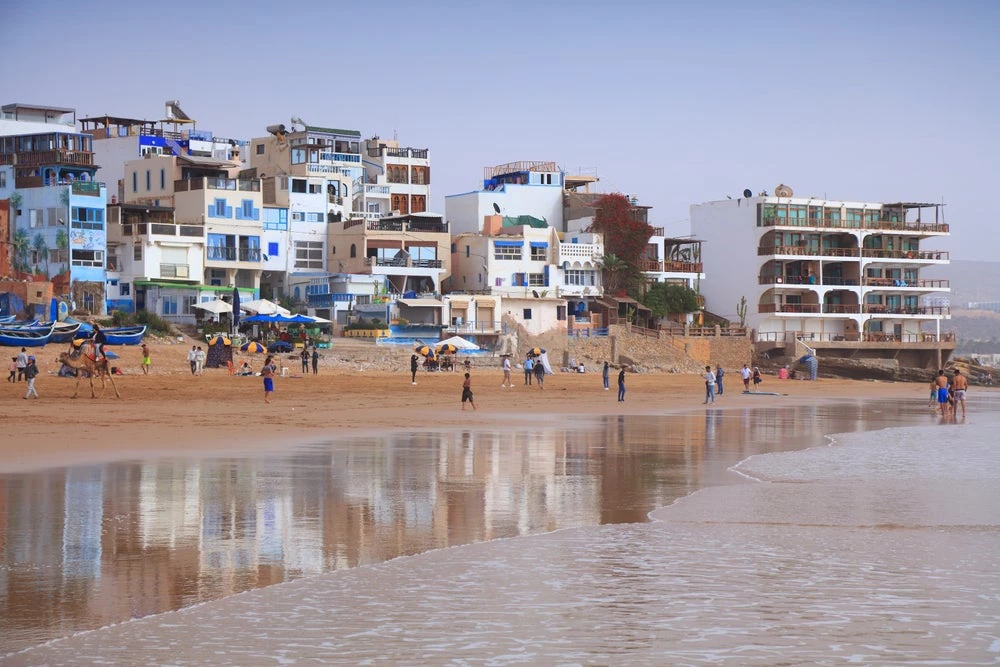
[924,260,1000,307]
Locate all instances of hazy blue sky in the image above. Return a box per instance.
[6,0,998,259]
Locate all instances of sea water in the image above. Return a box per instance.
[3,398,999,665]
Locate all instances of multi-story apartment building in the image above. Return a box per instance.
[691,190,954,367]
[359,137,430,219]
[81,101,247,204]
[446,161,565,236]
[119,150,262,320]
[0,103,108,312]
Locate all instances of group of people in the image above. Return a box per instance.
[299,347,320,375]
[931,368,969,418]
[8,347,40,399]
[187,345,207,375]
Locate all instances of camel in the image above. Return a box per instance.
[57,342,122,399]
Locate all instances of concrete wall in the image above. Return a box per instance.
[690,198,760,326]
[445,184,564,235]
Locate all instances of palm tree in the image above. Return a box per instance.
[55,228,68,275]
[32,233,49,277]
[13,228,29,274]
[598,253,628,294]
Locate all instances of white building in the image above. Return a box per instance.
[691,188,955,366]
[359,136,429,220]
[445,161,564,236]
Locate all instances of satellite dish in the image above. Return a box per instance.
[492,203,501,214]
[532,290,540,298]
[743,188,753,199]
[774,183,794,197]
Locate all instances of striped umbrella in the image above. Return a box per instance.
[528,347,546,357]
[436,343,458,355]
[415,345,435,357]
[208,335,232,346]
[241,341,266,353]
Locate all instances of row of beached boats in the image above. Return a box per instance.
[0,315,146,347]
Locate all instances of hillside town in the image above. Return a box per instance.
[0,101,956,374]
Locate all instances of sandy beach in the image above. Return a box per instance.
[0,337,943,473]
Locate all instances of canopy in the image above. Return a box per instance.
[207,335,232,346]
[436,343,458,355]
[241,341,266,353]
[243,313,313,324]
[438,335,480,350]
[240,298,290,316]
[194,299,233,315]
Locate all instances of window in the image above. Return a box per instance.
[350,244,357,258]
[528,273,545,286]
[263,207,288,230]
[120,282,131,296]
[236,199,259,221]
[530,246,546,261]
[210,198,230,218]
[182,295,198,315]
[268,242,279,257]
[557,305,567,320]
[564,269,596,286]
[0,171,5,188]
[160,169,165,189]
[71,249,104,267]
[162,296,178,315]
[71,207,104,230]
[494,243,521,260]
[29,209,39,228]
[146,170,151,191]
[256,144,265,155]
[523,308,532,320]
[291,149,306,164]
[49,248,68,264]
[279,177,288,191]
[308,183,322,194]
[134,243,142,261]
[291,179,307,193]
[294,240,324,269]
[132,172,137,193]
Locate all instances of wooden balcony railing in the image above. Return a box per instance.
[863,278,950,288]
[762,217,950,234]
[638,259,703,273]
[861,249,949,261]
[862,305,951,316]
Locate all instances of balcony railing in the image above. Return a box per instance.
[444,321,504,334]
[863,278,950,289]
[71,181,104,196]
[758,245,860,257]
[123,223,204,238]
[160,263,191,278]
[823,304,860,314]
[755,331,956,344]
[861,249,949,261]
[239,248,262,262]
[759,304,822,314]
[638,259,703,273]
[862,305,950,316]
[1,149,94,167]
[759,275,859,286]
[175,177,260,192]
[365,219,448,234]
[364,257,443,269]
[762,216,950,234]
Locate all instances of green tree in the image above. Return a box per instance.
[586,193,655,293]
[641,283,701,318]
[597,252,628,293]
[31,233,49,276]
[55,228,69,275]
[13,228,29,274]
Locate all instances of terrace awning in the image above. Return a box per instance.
[398,298,444,307]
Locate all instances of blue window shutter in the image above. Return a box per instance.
[544,265,549,286]
[268,242,279,256]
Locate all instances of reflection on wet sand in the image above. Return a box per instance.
[0,400,938,654]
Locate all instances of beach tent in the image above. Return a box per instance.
[193,299,233,315]
[205,334,233,369]
[438,335,479,350]
[537,351,554,374]
[243,313,313,324]
[240,299,290,316]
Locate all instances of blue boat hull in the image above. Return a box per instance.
[0,325,54,347]
[102,325,147,345]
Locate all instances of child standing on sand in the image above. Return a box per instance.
[261,355,275,403]
[461,372,477,411]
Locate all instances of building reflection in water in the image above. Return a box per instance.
[0,402,921,653]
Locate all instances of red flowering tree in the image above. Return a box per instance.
[587,193,655,294]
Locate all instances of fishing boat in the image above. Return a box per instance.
[50,320,83,343]
[0,323,54,347]
[102,325,147,345]
[0,315,15,324]
[0,318,41,328]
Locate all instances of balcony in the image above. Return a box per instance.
[759,304,822,314]
[175,177,260,192]
[444,320,504,335]
[307,164,353,176]
[160,263,191,278]
[759,275,859,286]
[756,331,956,344]
[823,304,860,314]
[758,245,860,257]
[365,218,447,234]
[861,249,949,261]
[319,152,361,163]
[862,304,950,316]
[638,259,703,273]
[123,223,204,238]
[206,246,261,262]
[369,147,429,160]
[1,149,94,167]
[762,216,950,234]
[71,181,104,197]
[363,184,390,197]
[863,278,950,289]
[558,243,601,265]
[364,257,443,269]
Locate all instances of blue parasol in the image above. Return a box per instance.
[232,288,241,333]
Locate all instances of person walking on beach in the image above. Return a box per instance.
[715,364,725,396]
[934,369,950,416]
[311,347,319,375]
[501,355,512,388]
[524,355,534,385]
[300,347,309,374]
[261,355,275,403]
[534,357,545,390]
[410,354,419,385]
[16,347,28,382]
[603,361,610,391]
[23,355,39,399]
[195,346,206,375]
[7,357,16,382]
[617,366,626,402]
[952,369,968,418]
[188,345,198,375]
[703,365,716,404]
[741,364,751,392]
[752,366,762,392]
[461,372,477,411]
[140,343,151,375]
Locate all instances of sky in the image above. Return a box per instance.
[5,0,999,260]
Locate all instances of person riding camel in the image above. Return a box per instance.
[92,323,108,361]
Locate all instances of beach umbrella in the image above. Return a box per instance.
[194,299,233,315]
[527,347,546,357]
[241,341,266,353]
[414,344,434,357]
[436,343,458,355]
[208,335,232,346]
